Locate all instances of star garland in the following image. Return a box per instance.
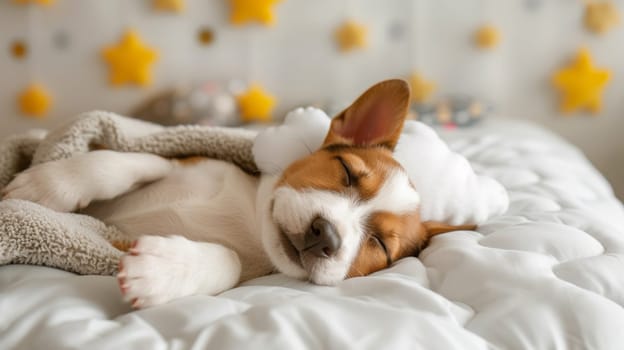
[101,29,159,87]
[153,0,185,13]
[552,48,611,115]
[335,20,368,52]
[474,24,501,50]
[18,83,52,118]
[13,0,54,6]
[584,1,620,35]
[237,84,276,122]
[229,0,282,26]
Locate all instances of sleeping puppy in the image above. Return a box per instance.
[3,79,474,308]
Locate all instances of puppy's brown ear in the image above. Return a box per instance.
[423,222,477,238]
[323,79,411,151]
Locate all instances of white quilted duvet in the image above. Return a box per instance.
[1,120,624,350]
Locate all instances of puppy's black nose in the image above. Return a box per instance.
[304,217,342,258]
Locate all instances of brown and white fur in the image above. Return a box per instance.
[2,80,474,308]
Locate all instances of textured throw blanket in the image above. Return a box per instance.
[0,111,259,275]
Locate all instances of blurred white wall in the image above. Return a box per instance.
[0,0,622,199]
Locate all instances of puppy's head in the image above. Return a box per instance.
[266,79,472,285]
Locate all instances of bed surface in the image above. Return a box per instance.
[2,119,624,349]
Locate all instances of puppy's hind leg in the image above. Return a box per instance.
[2,150,173,212]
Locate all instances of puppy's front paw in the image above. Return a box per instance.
[2,160,91,212]
[117,235,241,309]
[117,235,202,308]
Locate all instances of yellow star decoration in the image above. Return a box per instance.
[102,29,159,87]
[18,83,52,119]
[408,73,436,103]
[13,0,54,5]
[584,1,620,35]
[237,84,276,123]
[552,48,611,115]
[229,0,281,26]
[153,0,185,12]
[474,24,501,50]
[335,20,368,52]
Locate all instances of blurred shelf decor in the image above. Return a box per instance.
[131,81,241,126]
[411,96,489,129]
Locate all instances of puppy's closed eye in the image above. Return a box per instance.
[335,155,371,188]
[370,234,392,266]
[336,156,357,187]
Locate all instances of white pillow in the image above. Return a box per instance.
[252,107,509,225]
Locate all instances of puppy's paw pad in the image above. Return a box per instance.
[117,236,196,308]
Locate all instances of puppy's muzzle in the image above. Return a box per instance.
[303,217,342,258]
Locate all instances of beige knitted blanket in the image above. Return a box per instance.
[0,111,259,275]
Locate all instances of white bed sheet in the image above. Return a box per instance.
[2,119,624,350]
